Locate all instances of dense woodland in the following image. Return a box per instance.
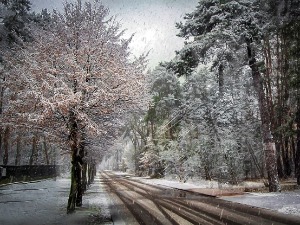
[102,0,300,192]
[0,0,299,213]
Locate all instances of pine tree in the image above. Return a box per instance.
[1,0,32,43]
[174,0,281,191]
[0,0,33,165]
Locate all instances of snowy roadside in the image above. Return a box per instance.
[2,171,298,224]
[117,172,300,218]
[221,191,300,217]
[0,175,112,225]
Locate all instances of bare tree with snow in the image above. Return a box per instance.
[3,0,147,213]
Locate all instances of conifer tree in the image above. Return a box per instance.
[174,0,281,191]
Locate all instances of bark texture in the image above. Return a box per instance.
[67,111,79,214]
[15,135,21,166]
[3,126,9,165]
[43,136,50,165]
[29,135,38,166]
[246,38,281,192]
[295,100,300,184]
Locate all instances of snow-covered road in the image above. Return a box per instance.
[1,173,299,224]
[221,190,300,217]
[134,175,300,218]
[0,178,69,225]
[0,177,112,225]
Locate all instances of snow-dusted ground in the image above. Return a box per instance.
[0,178,69,225]
[116,171,265,190]
[221,191,300,217]
[129,174,300,218]
[0,176,112,225]
[1,172,299,224]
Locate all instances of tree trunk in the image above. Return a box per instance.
[67,111,79,214]
[132,132,138,175]
[76,136,85,207]
[50,144,56,165]
[29,135,38,165]
[3,126,9,165]
[0,128,2,164]
[80,137,87,192]
[88,161,96,184]
[0,77,4,162]
[67,160,77,214]
[295,99,300,185]
[43,136,50,165]
[246,39,281,192]
[246,139,264,178]
[75,158,82,207]
[87,163,91,185]
[276,142,285,178]
[82,161,88,192]
[15,135,21,166]
[283,138,292,177]
[204,164,211,180]
[218,63,224,97]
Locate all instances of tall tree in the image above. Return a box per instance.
[0,0,32,165]
[253,0,300,182]
[144,66,182,176]
[175,0,281,191]
[0,0,48,165]
[3,0,147,213]
[277,0,300,184]
[0,0,32,44]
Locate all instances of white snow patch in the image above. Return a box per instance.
[249,192,279,197]
[118,172,300,218]
[0,176,113,225]
[222,190,300,217]
[279,206,300,215]
[133,176,221,190]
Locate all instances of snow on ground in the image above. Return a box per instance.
[0,178,70,225]
[1,171,299,224]
[130,174,266,190]
[0,175,112,225]
[129,173,300,218]
[133,176,220,189]
[221,190,300,217]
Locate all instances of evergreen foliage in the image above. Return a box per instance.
[104,0,300,190]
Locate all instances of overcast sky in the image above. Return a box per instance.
[30,0,198,68]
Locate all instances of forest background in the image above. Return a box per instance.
[0,0,300,212]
